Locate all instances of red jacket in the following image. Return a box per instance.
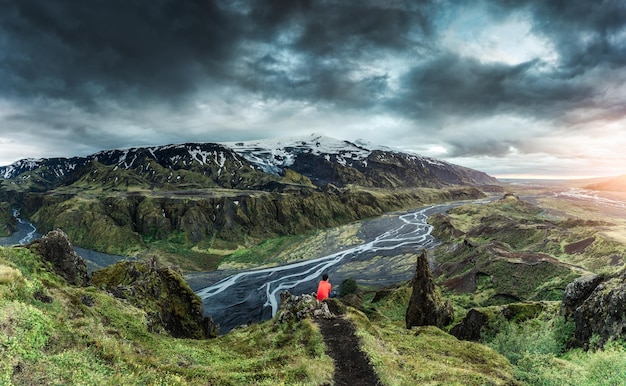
[317,280,332,301]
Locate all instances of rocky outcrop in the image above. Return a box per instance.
[561,272,626,349]
[449,309,489,341]
[0,203,17,237]
[276,292,336,324]
[92,258,218,339]
[450,302,546,342]
[406,249,454,329]
[26,229,89,286]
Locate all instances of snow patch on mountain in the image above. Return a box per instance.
[221,134,450,175]
[221,134,393,174]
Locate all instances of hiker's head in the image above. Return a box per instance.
[322,273,329,281]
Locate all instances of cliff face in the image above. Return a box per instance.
[30,186,486,257]
[561,269,626,349]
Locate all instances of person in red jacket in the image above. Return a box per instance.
[316,273,332,301]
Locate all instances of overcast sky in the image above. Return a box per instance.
[1,0,625,178]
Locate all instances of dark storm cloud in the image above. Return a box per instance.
[0,0,240,107]
[234,0,434,107]
[1,0,623,113]
[0,0,625,177]
[393,53,596,123]
[0,0,434,110]
[494,0,626,74]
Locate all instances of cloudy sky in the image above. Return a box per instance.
[1,0,625,179]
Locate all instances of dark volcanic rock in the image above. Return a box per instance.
[406,249,454,329]
[560,272,626,349]
[450,309,489,341]
[26,229,89,286]
[92,257,218,339]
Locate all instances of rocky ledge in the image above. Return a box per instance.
[561,269,626,349]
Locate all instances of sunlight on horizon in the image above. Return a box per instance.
[494,173,623,181]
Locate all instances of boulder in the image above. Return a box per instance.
[26,229,89,286]
[406,249,454,329]
[92,257,218,339]
[561,271,626,349]
[276,291,336,324]
[450,309,489,341]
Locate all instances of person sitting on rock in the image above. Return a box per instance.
[317,273,333,301]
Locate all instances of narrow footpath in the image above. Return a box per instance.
[315,316,383,386]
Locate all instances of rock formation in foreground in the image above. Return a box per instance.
[92,257,218,339]
[406,249,454,329]
[561,269,626,349]
[26,229,90,287]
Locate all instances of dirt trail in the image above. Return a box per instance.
[315,316,383,386]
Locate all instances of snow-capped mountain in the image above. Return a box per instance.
[0,135,497,190]
[222,135,392,174]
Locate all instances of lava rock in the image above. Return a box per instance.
[406,249,454,329]
[449,309,489,341]
[561,271,626,349]
[26,229,89,287]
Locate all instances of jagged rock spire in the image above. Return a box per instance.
[405,249,454,329]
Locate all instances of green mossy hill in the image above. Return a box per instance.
[67,158,280,192]
[0,168,65,192]
[0,244,521,385]
[92,257,217,339]
[427,193,626,311]
[450,301,555,341]
[30,185,486,263]
[0,246,335,385]
[32,195,146,256]
[353,285,519,385]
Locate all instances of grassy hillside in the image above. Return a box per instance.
[4,187,626,385]
[0,243,523,385]
[3,236,626,385]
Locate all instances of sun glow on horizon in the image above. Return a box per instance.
[494,172,622,181]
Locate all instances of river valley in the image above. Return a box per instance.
[3,181,626,334]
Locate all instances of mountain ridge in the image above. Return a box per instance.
[0,134,498,263]
[0,134,497,191]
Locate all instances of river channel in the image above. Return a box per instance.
[188,200,492,333]
[1,201,482,333]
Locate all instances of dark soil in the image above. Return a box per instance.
[315,316,383,386]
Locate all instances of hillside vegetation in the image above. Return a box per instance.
[4,187,626,385]
[0,243,523,385]
[21,185,484,270]
[3,240,625,385]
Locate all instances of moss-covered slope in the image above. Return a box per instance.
[27,186,486,269]
[428,193,626,311]
[0,241,524,385]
